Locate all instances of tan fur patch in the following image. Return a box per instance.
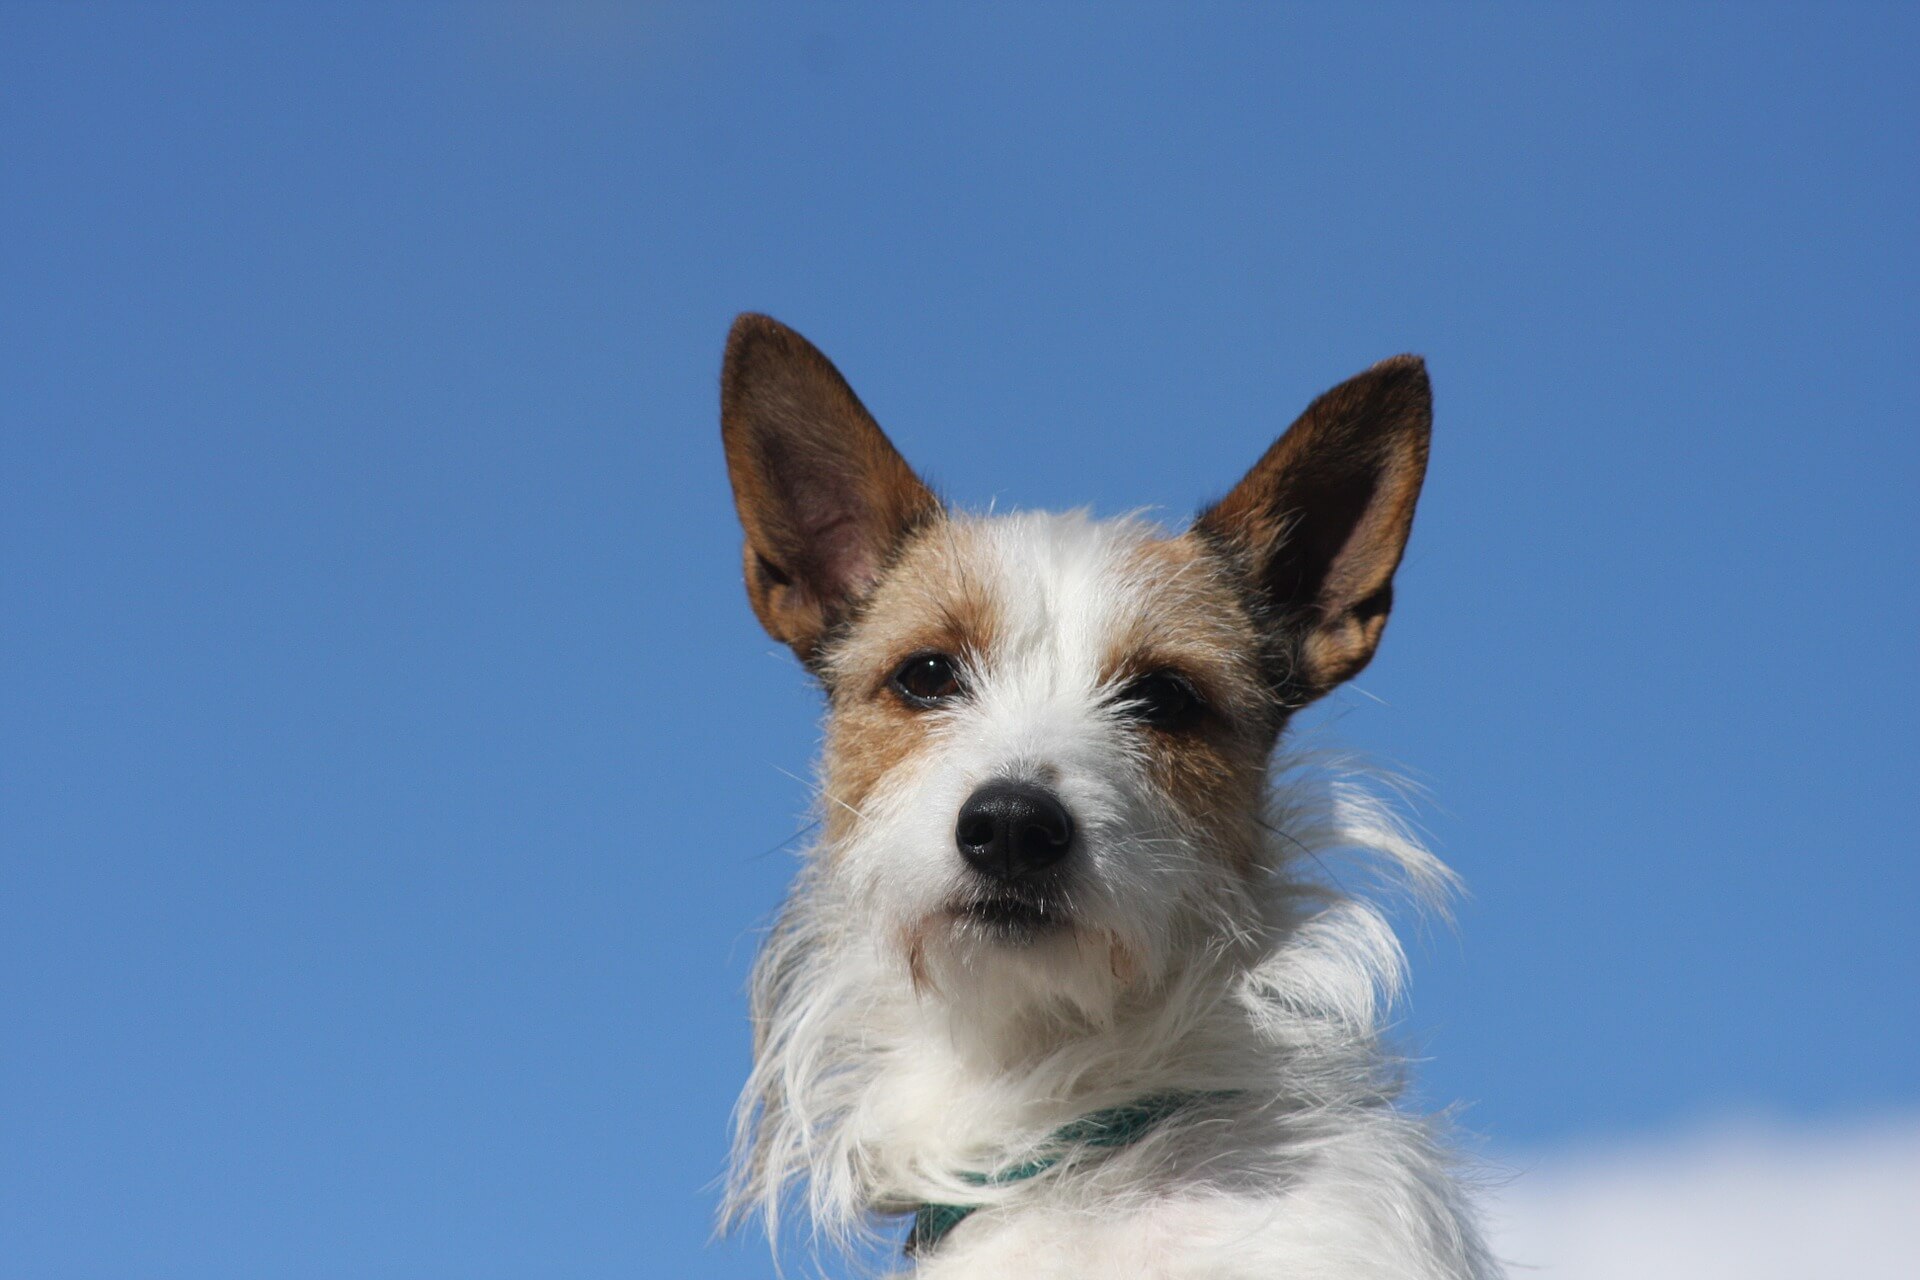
[1107,933,1141,987]
[900,923,937,996]
[1101,533,1276,873]
[817,521,1001,842]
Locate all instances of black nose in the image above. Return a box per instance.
[955,781,1075,880]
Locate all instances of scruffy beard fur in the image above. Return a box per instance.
[719,513,1497,1279]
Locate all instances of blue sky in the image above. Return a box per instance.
[2,4,1915,1277]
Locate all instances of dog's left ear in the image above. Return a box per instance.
[1194,355,1431,705]
[720,313,939,667]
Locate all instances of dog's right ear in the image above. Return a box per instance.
[1193,355,1432,707]
[720,313,939,666]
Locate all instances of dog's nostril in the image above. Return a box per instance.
[956,813,996,851]
[1018,823,1066,860]
[954,781,1076,880]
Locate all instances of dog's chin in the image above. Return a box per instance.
[911,892,1142,1032]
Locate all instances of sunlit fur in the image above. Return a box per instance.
[723,510,1497,1278]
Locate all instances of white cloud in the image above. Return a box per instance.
[1485,1114,1920,1280]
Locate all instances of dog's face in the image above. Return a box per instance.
[721,315,1429,1024]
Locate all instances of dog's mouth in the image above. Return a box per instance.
[952,892,1069,941]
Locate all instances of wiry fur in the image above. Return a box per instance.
[719,511,1498,1278]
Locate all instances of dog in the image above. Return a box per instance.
[715,314,1496,1278]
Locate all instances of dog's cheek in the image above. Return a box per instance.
[1065,734,1262,983]
[1134,726,1268,874]
[819,695,942,846]
[832,747,970,926]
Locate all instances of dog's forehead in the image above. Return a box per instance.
[961,512,1199,661]
[841,511,1257,684]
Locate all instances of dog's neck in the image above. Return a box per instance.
[841,926,1265,1216]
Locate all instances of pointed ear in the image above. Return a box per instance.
[1193,355,1431,705]
[720,313,939,665]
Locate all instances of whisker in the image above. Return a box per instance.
[773,765,873,823]
[748,817,823,863]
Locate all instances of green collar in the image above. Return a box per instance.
[906,1091,1221,1256]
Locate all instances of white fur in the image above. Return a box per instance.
[723,512,1498,1278]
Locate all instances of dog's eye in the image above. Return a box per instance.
[892,652,963,706]
[1118,671,1201,729]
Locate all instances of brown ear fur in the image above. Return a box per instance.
[1194,355,1431,705]
[720,314,938,666]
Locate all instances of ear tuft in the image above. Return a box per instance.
[720,314,938,666]
[1194,355,1432,705]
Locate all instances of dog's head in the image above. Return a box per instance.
[721,314,1429,1027]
